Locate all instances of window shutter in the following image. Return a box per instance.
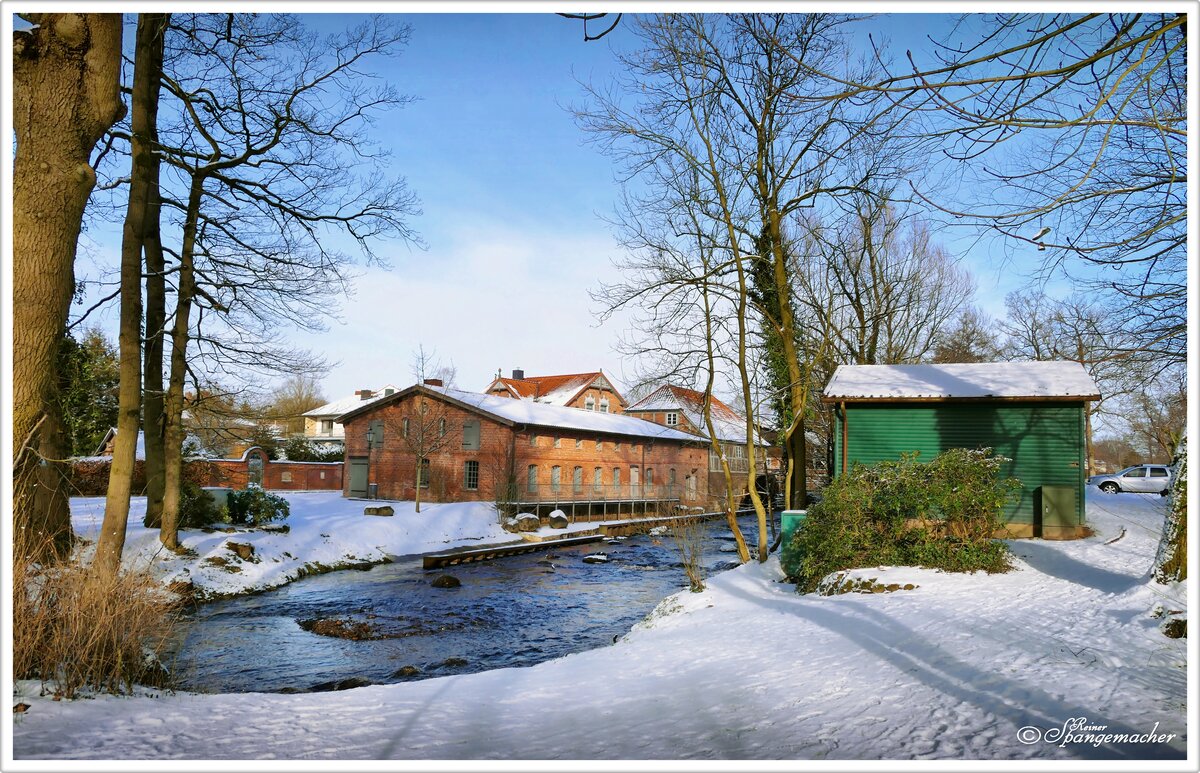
[463,419,480,450]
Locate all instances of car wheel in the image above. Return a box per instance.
[1099,482,1120,494]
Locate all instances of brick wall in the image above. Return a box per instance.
[189,450,342,491]
[343,392,711,505]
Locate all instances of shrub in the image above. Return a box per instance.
[178,482,221,528]
[225,486,290,526]
[784,448,1018,592]
[13,532,181,698]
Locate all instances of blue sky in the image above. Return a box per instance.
[71,12,1061,403]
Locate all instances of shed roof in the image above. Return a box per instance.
[337,384,701,443]
[822,361,1101,403]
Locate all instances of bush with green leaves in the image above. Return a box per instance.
[224,486,290,526]
[783,448,1019,592]
[178,482,221,529]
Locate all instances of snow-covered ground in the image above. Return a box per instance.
[65,493,513,599]
[11,491,1187,761]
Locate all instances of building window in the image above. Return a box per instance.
[614,440,621,451]
[596,439,603,450]
[462,419,480,450]
[418,458,430,488]
[599,397,610,413]
[402,417,409,438]
[527,465,538,491]
[594,467,603,489]
[710,444,749,473]
[613,468,621,488]
[550,465,561,491]
[646,468,654,486]
[320,471,326,480]
[531,434,539,447]
[686,474,696,499]
[665,412,678,426]
[630,467,640,488]
[575,438,583,449]
[281,470,293,483]
[585,396,595,411]
[554,437,561,449]
[573,466,583,493]
[438,418,447,437]
[320,419,334,434]
[668,468,676,486]
[464,460,479,491]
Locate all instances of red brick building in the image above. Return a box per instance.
[338,382,726,511]
[624,384,774,502]
[484,369,627,414]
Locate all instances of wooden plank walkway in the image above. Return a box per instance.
[421,534,605,569]
[421,508,757,570]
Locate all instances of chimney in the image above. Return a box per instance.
[356,389,374,400]
[512,368,525,380]
[424,378,443,387]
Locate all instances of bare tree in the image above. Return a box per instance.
[803,14,1186,365]
[96,13,169,576]
[388,347,457,513]
[147,14,422,550]
[931,307,1002,364]
[267,374,327,437]
[13,14,124,560]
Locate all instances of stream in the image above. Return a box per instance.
[169,517,764,693]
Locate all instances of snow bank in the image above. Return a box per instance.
[13,492,1185,761]
[66,493,509,599]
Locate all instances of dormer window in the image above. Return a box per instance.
[599,397,610,413]
[666,412,679,426]
[585,396,595,411]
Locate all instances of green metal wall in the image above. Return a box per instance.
[832,401,1086,525]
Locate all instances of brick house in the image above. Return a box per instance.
[483,369,627,414]
[301,385,398,448]
[624,384,774,501]
[337,381,725,511]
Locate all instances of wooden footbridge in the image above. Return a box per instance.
[420,509,753,570]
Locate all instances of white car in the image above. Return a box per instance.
[1089,465,1172,496]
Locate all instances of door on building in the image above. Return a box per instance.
[349,456,370,497]
[247,451,264,487]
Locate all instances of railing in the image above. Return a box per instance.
[518,483,686,503]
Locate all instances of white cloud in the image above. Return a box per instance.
[307,220,636,400]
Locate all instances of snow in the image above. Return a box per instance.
[303,385,398,418]
[626,383,762,445]
[823,361,1102,401]
[343,385,702,443]
[63,492,510,599]
[11,492,1186,761]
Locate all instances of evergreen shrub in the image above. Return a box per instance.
[225,486,290,526]
[784,448,1018,592]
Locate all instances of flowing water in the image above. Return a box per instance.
[170,519,762,693]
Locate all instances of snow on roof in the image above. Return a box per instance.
[484,372,625,408]
[823,361,1102,402]
[340,385,701,443]
[625,385,760,445]
[304,385,399,418]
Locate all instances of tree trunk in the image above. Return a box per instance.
[12,14,123,561]
[96,13,167,577]
[141,16,169,529]
[160,180,204,551]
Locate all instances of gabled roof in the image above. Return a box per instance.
[822,361,1102,402]
[483,371,626,408]
[625,384,760,445]
[304,385,399,419]
[337,384,699,443]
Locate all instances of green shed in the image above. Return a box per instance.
[823,361,1101,539]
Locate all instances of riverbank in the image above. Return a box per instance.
[13,491,1186,761]
[65,493,517,600]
